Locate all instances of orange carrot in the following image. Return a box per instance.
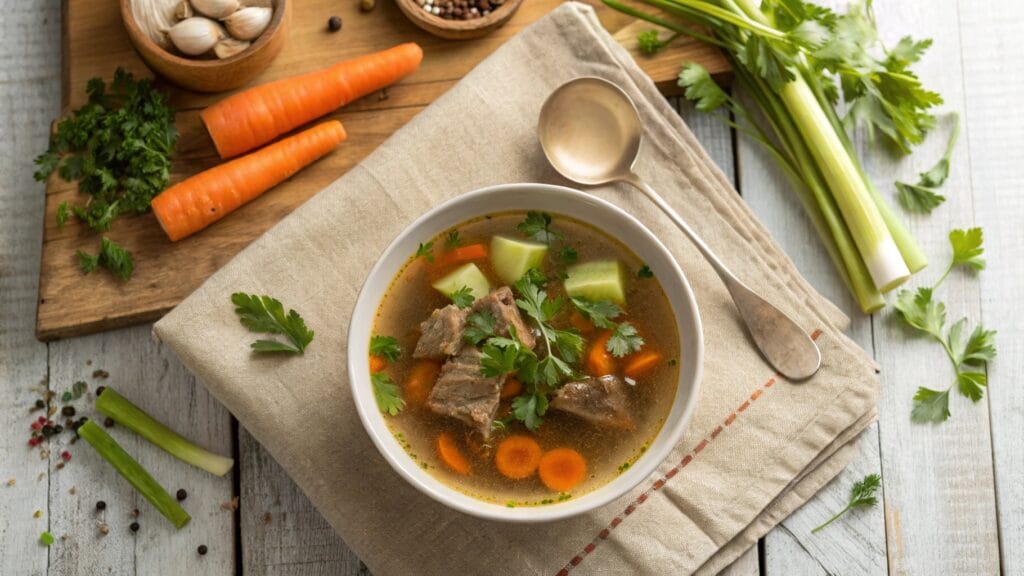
[439,243,488,268]
[369,355,386,374]
[499,377,523,400]
[623,351,664,381]
[538,448,587,492]
[585,331,616,377]
[404,360,441,405]
[569,311,594,335]
[494,435,542,480]
[151,121,347,241]
[436,432,471,475]
[201,43,423,158]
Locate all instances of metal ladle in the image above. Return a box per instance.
[538,77,821,381]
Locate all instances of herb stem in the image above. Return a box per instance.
[811,503,851,533]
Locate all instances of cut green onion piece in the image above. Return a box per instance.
[96,388,234,477]
[77,420,191,529]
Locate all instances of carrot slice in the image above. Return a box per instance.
[499,377,523,400]
[436,432,471,475]
[438,243,488,268]
[151,121,347,241]
[538,448,587,492]
[369,355,386,374]
[404,360,441,405]
[623,351,664,381]
[494,435,542,480]
[201,43,423,158]
[585,331,616,377]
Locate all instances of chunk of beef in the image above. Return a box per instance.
[413,305,468,359]
[427,347,503,438]
[472,286,536,349]
[551,375,632,428]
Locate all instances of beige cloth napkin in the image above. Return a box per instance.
[154,4,879,574]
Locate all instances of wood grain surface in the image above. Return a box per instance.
[35,0,729,341]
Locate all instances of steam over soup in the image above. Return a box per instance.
[369,211,680,506]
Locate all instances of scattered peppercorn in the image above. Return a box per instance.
[61,406,76,417]
[92,369,109,379]
[197,545,208,556]
[176,489,188,501]
[53,425,64,434]
[132,508,140,517]
[35,399,46,410]
[41,426,56,438]
[96,386,106,397]
[360,0,375,12]
[96,500,106,511]
[129,521,140,532]
[327,15,342,31]
[99,524,109,536]
[28,437,40,447]
[60,450,72,462]
[416,0,505,19]
[103,417,115,428]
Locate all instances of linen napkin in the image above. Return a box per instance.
[154,4,880,574]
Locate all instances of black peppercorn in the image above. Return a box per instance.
[197,545,208,555]
[96,386,106,397]
[61,406,76,417]
[327,16,342,32]
[176,488,188,501]
[129,521,140,532]
[104,417,115,428]
[35,399,46,409]
[96,500,106,511]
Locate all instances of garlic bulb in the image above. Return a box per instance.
[192,0,240,19]
[223,7,272,41]
[214,38,250,59]
[168,17,226,56]
[131,0,180,49]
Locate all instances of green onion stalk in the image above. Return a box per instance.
[605,0,931,312]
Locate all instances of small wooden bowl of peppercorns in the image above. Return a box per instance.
[395,0,524,40]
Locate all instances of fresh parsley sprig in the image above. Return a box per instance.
[571,297,645,358]
[517,211,563,246]
[449,286,475,309]
[415,242,435,263]
[811,473,881,533]
[372,372,404,416]
[369,335,401,362]
[514,274,585,385]
[77,236,134,281]
[463,310,497,346]
[896,114,960,214]
[231,293,314,355]
[893,229,996,423]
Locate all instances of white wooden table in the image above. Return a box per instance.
[2,1,1020,574]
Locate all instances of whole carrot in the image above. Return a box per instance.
[201,43,423,159]
[151,120,346,241]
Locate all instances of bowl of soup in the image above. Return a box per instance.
[348,183,702,522]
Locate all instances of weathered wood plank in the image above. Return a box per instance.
[957,0,1024,571]
[861,1,1000,573]
[47,325,235,575]
[733,84,886,575]
[764,527,828,576]
[0,1,61,575]
[239,427,367,576]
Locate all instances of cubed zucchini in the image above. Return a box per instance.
[432,263,491,301]
[490,236,549,285]
[564,261,625,304]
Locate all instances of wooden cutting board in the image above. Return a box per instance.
[37,0,728,341]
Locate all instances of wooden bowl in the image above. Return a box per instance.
[119,0,291,93]
[395,0,524,40]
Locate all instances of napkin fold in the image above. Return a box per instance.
[155,4,879,574]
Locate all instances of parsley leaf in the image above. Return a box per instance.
[956,371,987,403]
[372,372,404,415]
[949,228,985,271]
[369,335,401,362]
[678,63,728,113]
[231,293,314,354]
[56,201,70,230]
[911,387,951,424]
[894,287,945,339]
[607,322,645,358]
[811,473,881,533]
[449,286,475,309]
[445,230,461,248]
[638,265,654,278]
[637,30,669,55]
[571,297,622,330]
[517,211,562,245]
[559,246,579,264]
[415,242,435,262]
[960,325,998,367]
[511,393,549,430]
[76,237,134,281]
[34,69,177,233]
[463,310,497,346]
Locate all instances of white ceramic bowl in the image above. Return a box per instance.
[347,183,703,522]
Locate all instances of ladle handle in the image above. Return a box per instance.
[624,173,738,287]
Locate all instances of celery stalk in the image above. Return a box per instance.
[96,388,234,477]
[77,420,191,529]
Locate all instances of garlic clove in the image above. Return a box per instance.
[223,7,272,41]
[191,0,240,19]
[175,0,193,20]
[214,38,251,59]
[131,0,180,49]
[168,17,226,56]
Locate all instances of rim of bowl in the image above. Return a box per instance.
[120,0,287,68]
[347,183,703,522]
